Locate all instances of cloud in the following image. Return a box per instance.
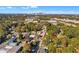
[42,10,79,14]
[6,6,12,8]
[22,7,29,9]
[27,10,79,14]
[22,6,38,9]
[30,6,38,8]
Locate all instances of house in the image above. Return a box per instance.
[22,32,29,39]
[25,18,33,22]
[25,17,35,22]
[32,21,38,23]
[48,18,57,25]
[12,34,17,42]
[0,42,22,53]
[52,28,61,39]
[29,35,35,39]
[12,21,18,28]
[37,48,48,53]
[7,44,22,53]
[22,32,29,41]
[40,31,46,37]
[0,45,12,53]
[13,32,19,38]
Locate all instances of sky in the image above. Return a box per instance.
[0,6,79,14]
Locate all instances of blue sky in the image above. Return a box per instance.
[0,6,79,14]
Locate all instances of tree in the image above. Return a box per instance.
[56,48,62,53]
[22,41,31,53]
[62,46,76,53]
[15,26,21,33]
[47,43,56,53]
[19,33,24,41]
[0,27,6,38]
[20,26,26,32]
[70,38,79,48]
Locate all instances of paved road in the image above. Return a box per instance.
[7,43,22,53]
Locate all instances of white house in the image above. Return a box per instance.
[48,18,57,25]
